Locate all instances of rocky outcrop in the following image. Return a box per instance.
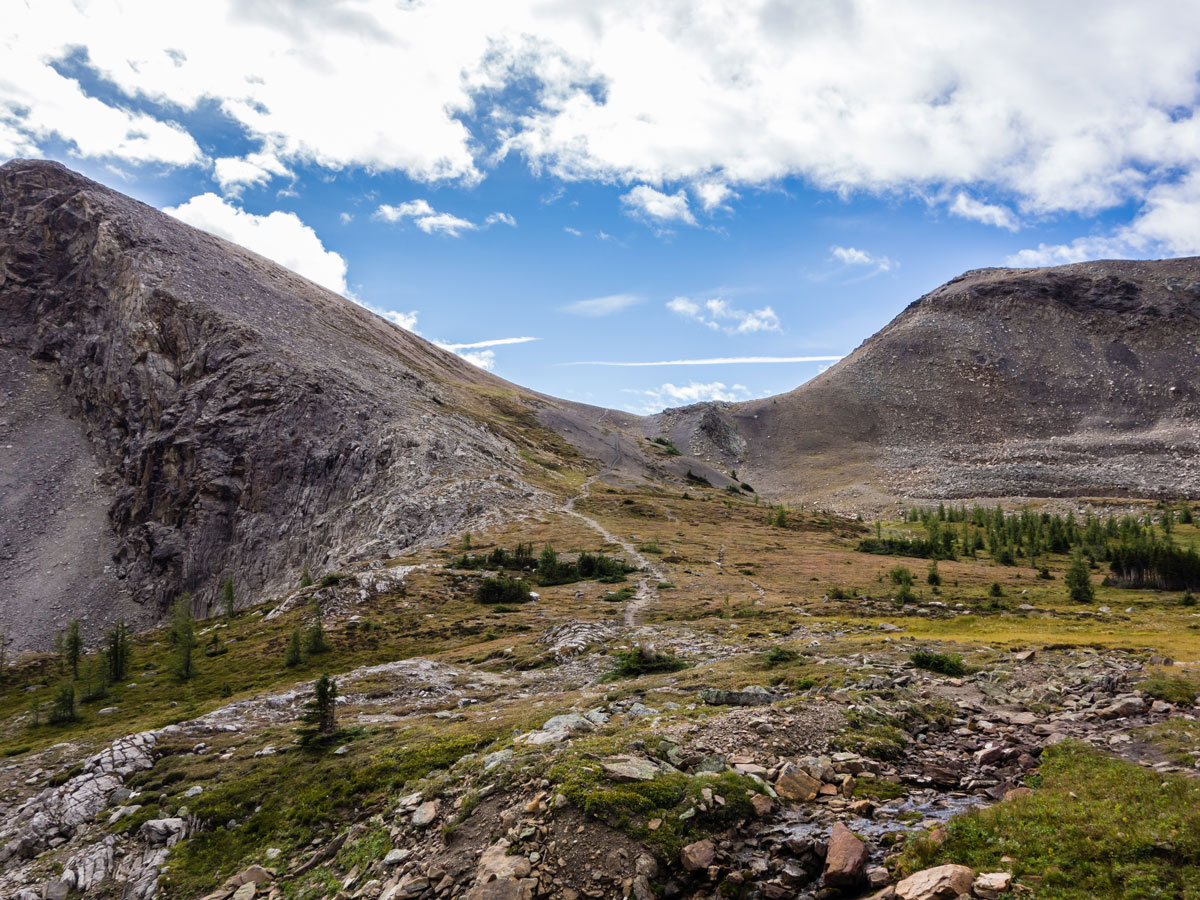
[0,159,555,645]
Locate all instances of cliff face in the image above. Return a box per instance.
[664,259,1200,508]
[0,160,551,649]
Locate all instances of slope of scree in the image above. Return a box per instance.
[0,160,572,650]
[661,259,1200,509]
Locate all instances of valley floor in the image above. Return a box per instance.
[2,479,1200,900]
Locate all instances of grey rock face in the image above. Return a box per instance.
[0,160,550,644]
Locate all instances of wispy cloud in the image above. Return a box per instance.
[667,296,781,334]
[562,355,842,367]
[563,226,582,236]
[621,185,696,229]
[830,245,894,272]
[485,211,517,227]
[562,293,641,316]
[374,200,514,237]
[436,336,538,350]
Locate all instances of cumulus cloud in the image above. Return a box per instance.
[667,296,781,334]
[213,151,291,194]
[454,349,496,370]
[693,181,736,212]
[948,192,1020,231]
[830,246,895,273]
[7,2,1200,255]
[164,193,348,294]
[624,381,753,413]
[1009,171,1200,265]
[562,294,641,316]
[374,199,482,236]
[621,185,697,228]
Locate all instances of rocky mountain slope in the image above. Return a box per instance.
[660,259,1200,510]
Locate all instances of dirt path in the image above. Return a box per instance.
[565,434,664,627]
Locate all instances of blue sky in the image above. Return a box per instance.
[4,2,1199,412]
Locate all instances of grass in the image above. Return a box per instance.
[900,741,1200,899]
[602,646,689,681]
[1137,672,1200,705]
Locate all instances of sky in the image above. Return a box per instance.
[3,1,1200,414]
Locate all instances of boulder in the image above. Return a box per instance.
[894,864,974,900]
[139,818,187,847]
[680,839,715,872]
[1098,696,1145,719]
[823,823,868,888]
[477,839,532,881]
[411,800,439,827]
[775,764,821,801]
[973,871,1012,899]
[698,686,775,707]
[601,756,662,782]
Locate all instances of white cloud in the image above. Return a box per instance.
[1009,171,1200,265]
[164,193,348,294]
[6,1,1200,248]
[948,192,1019,231]
[564,355,842,367]
[485,211,517,227]
[375,308,420,331]
[624,381,753,413]
[830,245,894,273]
[437,336,538,350]
[563,226,582,236]
[339,212,354,224]
[374,199,478,236]
[667,296,781,334]
[694,181,736,212]
[455,349,496,370]
[213,151,291,194]
[621,185,697,228]
[562,293,641,316]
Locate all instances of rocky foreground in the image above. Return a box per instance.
[0,557,1192,900]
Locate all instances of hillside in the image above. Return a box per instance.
[661,259,1200,509]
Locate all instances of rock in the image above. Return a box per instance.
[140,817,187,847]
[750,794,774,817]
[516,726,571,746]
[1098,696,1145,719]
[231,884,257,900]
[774,764,821,801]
[680,839,715,872]
[542,713,594,733]
[477,839,532,881]
[1003,787,1032,802]
[226,865,273,887]
[866,866,890,889]
[698,686,775,707]
[973,871,1012,898]
[823,823,868,888]
[43,880,70,900]
[411,800,439,827]
[384,848,411,866]
[894,864,975,900]
[601,756,662,782]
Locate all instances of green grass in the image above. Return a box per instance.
[601,646,689,681]
[1137,673,1200,705]
[900,742,1200,899]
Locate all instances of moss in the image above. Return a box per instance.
[1138,673,1200,706]
[853,775,905,801]
[898,741,1200,899]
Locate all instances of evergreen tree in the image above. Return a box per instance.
[170,597,197,681]
[81,654,109,703]
[1181,503,1195,525]
[49,679,78,724]
[1066,552,1096,603]
[926,561,941,586]
[284,628,303,667]
[60,619,83,679]
[299,674,338,740]
[774,506,788,528]
[304,621,332,655]
[300,565,314,588]
[221,578,236,618]
[105,620,132,683]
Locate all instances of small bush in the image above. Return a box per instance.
[827,586,850,600]
[603,646,688,680]
[1182,590,1197,607]
[475,576,533,605]
[909,650,967,677]
[889,566,914,586]
[319,574,342,588]
[764,647,800,667]
[988,582,1004,597]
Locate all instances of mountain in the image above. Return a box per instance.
[662,259,1200,509]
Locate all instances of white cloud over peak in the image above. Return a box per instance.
[667,296,781,334]
[948,193,1020,231]
[624,381,752,413]
[164,193,348,295]
[621,186,697,228]
[562,294,641,316]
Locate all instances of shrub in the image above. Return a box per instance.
[319,573,342,588]
[889,566,914,586]
[764,647,800,667]
[475,576,533,605]
[685,469,711,486]
[603,646,688,680]
[926,561,941,586]
[1183,590,1197,607]
[305,622,332,655]
[989,582,1004,598]
[909,650,967,676]
[827,586,850,600]
[300,565,314,588]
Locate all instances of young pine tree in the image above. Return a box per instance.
[304,674,338,737]
[221,578,236,618]
[300,565,314,589]
[926,561,942,586]
[1065,552,1096,603]
[60,619,83,680]
[170,597,198,681]
[304,621,331,655]
[105,620,132,683]
[49,679,78,724]
[284,628,303,667]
